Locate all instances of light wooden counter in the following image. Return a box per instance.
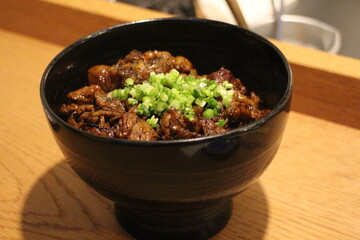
[0,0,359,239]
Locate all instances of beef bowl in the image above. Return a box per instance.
[40,18,292,239]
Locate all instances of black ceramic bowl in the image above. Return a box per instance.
[40,18,292,240]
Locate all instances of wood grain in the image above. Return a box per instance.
[271,39,360,129]
[0,1,360,239]
[1,0,359,129]
[0,0,171,47]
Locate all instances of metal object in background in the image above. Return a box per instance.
[225,0,248,29]
[252,14,341,54]
[283,0,359,59]
[271,0,285,40]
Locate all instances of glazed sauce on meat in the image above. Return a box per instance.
[59,50,270,141]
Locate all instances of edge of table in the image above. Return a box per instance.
[2,0,358,129]
[1,1,360,240]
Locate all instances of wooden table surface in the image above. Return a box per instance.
[0,1,359,239]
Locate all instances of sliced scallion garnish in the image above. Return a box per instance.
[109,69,234,127]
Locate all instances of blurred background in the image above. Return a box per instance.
[114,0,360,59]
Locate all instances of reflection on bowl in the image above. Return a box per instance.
[40,18,292,239]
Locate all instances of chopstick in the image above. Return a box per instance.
[225,0,248,29]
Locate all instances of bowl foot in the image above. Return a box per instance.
[114,199,232,240]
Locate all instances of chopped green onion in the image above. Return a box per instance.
[146,115,159,128]
[207,98,218,108]
[125,78,134,86]
[213,107,220,116]
[169,68,180,79]
[159,92,168,102]
[108,69,235,124]
[112,88,129,100]
[203,109,214,120]
[127,98,138,105]
[225,83,233,89]
[222,89,234,107]
[169,99,181,109]
[216,119,227,127]
[195,98,206,107]
[155,101,167,112]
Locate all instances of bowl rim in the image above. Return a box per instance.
[40,17,293,146]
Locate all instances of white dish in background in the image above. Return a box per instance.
[197,0,341,53]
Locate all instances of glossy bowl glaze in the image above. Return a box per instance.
[40,18,292,240]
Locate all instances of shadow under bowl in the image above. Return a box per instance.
[40,18,292,240]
